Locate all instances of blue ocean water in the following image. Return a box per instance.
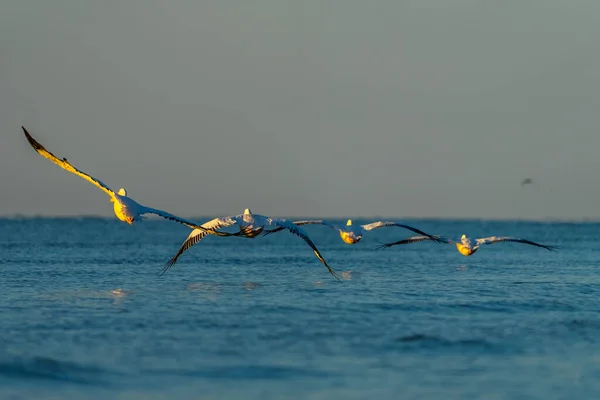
[1,217,600,399]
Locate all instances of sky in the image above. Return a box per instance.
[1,1,600,220]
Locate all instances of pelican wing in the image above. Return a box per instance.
[475,236,557,251]
[22,127,114,198]
[140,206,208,229]
[256,215,340,280]
[377,235,448,249]
[262,220,339,236]
[361,221,442,242]
[141,208,246,237]
[161,216,239,274]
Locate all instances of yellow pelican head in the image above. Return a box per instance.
[346,219,353,226]
[244,208,252,215]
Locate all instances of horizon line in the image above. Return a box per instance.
[1,213,599,224]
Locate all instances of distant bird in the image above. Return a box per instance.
[521,178,533,186]
[262,219,441,244]
[22,127,228,234]
[377,234,557,256]
[162,208,339,280]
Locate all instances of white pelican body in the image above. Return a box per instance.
[110,189,140,224]
[378,233,557,256]
[453,235,479,256]
[163,209,339,280]
[22,127,220,232]
[339,220,363,244]
[263,219,440,245]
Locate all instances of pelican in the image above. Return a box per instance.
[262,219,441,244]
[377,234,557,256]
[22,127,228,234]
[162,208,339,280]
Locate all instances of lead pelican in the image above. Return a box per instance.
[22,127,229,234]
[163,209,339,280]
[262,219,440,244]
[378,234,557,255]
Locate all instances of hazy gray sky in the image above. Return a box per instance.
[2,1,600,219]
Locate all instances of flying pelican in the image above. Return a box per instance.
[262,219,441,244]
[377,234,557,256]
[162,208,339,280]
[22,127,230,234]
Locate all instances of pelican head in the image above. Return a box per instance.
[461,234,467,239]
[346,219,353,226]
[244,208,252,215]
[117,188,127,196]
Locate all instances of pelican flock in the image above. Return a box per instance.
[21,126,559,281]
[378,234,557,256]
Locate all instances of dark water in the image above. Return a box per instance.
[2,217,600,399]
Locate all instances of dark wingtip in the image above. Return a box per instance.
[328,266,341,281]
[22,126,32,140]
[22,126,44,151]
[158,260,177,276]
[373,239,391,250]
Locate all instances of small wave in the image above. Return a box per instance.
[395,334,493,349]
[563,318,600,334]
[243,282,262,291]
[145,364,330,380]
[0,356,117,385]
[396,333,437,342]
[568,319,599,328]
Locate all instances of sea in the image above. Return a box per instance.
[1,217,599,399]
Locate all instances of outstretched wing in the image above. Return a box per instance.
[377,235,449,249]
[141,208,248,239]
[140,206,213,230]
[475,236,557,251]
[262,220,339,236]
[258,216,340,280]
[161,216,239,274]
[22,127,115,198]
[361,221,443,242]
